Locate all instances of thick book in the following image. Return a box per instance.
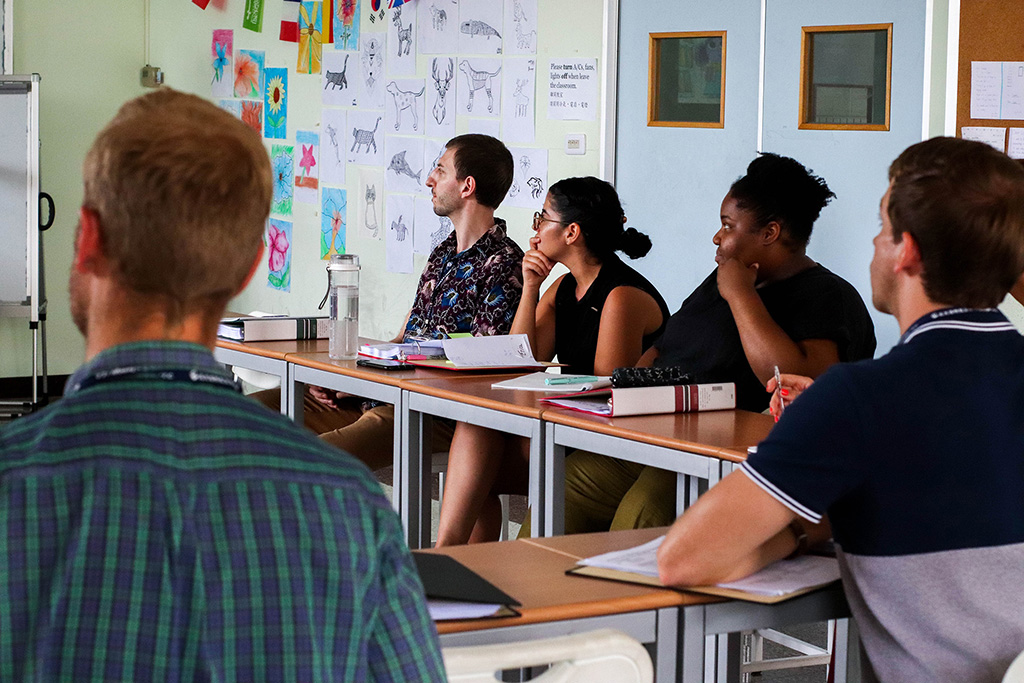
[358,339,446,360]
[413,552,521,621]
[217,315,329,342]
[540,382,736,417]
[567,536,841,604]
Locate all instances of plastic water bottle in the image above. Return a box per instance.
[327,254,360,360]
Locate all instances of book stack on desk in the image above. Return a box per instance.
[541,382,736,417]
[358,339,446,360]
[217,315,329,342]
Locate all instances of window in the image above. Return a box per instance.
[648,31,726,128]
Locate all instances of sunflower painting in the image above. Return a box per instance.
[234,49,264,99]
[263,68,288,139]
[211,29,233,98]
[297,2,323,75]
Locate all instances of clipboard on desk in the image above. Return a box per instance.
[414,553,521,620]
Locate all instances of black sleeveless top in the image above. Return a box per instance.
[553,254,670,375]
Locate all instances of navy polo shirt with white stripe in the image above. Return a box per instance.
[743,308,1024,682]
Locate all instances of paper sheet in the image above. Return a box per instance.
[386,5,417,76]
[459,0,504,55]
[385,135,427,194]
[270,145,295,217]
[354,34,387,110]
[491,372,612,392]
[1008,128,1024,159]
[442,334,543,368]
[358,167,384,240]
[961,126,1006,152]
[234,49,264,99]
[467,118,501,137]
[322,51,356,106]
[1002,62,1024,120]
[501,58,536,143]
[332,0,359,50]
[320,107,347,185]
[418,0,459,54]
[218,99,241,117]
[267,219,292,292]
[294,130,320,204]
[427,600,504,621]
[385,77,427,134]
[264,67,289,139]
[458,57,502,119]
[505,146,547,209]
[297,2,324,75]
[716,557,841,597]
[414,196,453,255]
[211,29,234,98]
[504,0,537,55]
[548,59,598,122]
[386,193,416,273]
[578,536,664,577]
[321,187,347,259]
[240,100,263,134]
[426,57,458,139]
[971,62,1002,120]
[347,109,385,164]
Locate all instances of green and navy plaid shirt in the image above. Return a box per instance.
[0,341,446,682]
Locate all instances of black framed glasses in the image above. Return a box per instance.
[532,211,570,230]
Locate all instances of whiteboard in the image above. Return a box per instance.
[0,77,37,310]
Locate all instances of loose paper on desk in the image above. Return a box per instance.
[961,126,1006,152]
[491,372,611,392]
[427,599,504,621]
[442,333,544,368]
[579,536,664,577]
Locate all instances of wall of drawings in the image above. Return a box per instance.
[150,0,605,340]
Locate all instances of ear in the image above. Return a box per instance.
[74,207,109,275]
[895,231,924,276]
[235,242,265,294]
[761,221,782,246]
[564,222,582,246]
[459,174,477,200]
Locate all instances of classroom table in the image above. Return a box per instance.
[540,407,774,535]
[214,338,323,415]
[425,527,856,682]
[400,373,544,548]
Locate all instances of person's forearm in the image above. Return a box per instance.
[725,289,820,384]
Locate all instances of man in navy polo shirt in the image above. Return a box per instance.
[656,137,1024,683]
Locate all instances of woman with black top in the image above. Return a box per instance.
[561,153,877,534]
[435,176,669,546]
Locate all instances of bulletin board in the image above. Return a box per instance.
[955,0,1024,137]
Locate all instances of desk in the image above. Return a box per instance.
[424,527,854,682]
[541,408,774,535]
[214,339,323,415]
[401,373,542,548]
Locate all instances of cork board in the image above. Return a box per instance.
[955,0,1024,134]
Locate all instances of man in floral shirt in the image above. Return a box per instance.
[294,134,523,470]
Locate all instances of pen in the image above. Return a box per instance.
[773,365,785,416]
[545,375,600,385]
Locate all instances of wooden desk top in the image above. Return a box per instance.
[422,527,719,634]
[215,338,325,360]
[399,373,548,418]
[541,407,774,463]
[285,349,466,387]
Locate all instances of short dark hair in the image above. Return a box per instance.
[445,134,513,209]
[887,137,1024,308]
[729,153,835,248]
[547,176,652,260]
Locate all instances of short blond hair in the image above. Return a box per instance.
[82,89,271,313]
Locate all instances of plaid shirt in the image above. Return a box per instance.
[0,341,445,682]
[404,218,524,339]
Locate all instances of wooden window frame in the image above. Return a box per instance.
[648,30,727,129]
[799,23,892,131]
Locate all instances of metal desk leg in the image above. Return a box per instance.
[287,365,303,424]
[679,604,707,681]
[401,398,432,549]
[542,421,564,537]
[655,607,679,683]
[831,618,862,683]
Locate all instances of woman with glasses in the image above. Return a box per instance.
[435,176,669,546]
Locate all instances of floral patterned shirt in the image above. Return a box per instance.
[404,219,524,339]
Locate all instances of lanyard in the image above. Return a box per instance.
[69,366,241,395]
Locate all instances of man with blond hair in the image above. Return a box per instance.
[0,89,445,682]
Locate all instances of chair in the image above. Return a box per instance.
[1003,648,1024,682]
[443,628,654,683]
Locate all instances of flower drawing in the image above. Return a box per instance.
[241,101,262,133]
[267,75,286,114]
[268,222,290,273]
[299,144,317,177]
[234,52,259,98]
[212,41,228,83]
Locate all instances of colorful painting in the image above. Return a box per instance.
[334,0,360,50]
[297,2,324,75]
[234,49,265,99]
[211,29,234,98]
[264,67,288,138]
[241,100,263,134]
[294,130,320,204]
[267,220,292,291]
[270,144,294,216]
[321,187,347,259]
[218,99,242,117]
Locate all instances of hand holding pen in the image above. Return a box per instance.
[766,370,815,422]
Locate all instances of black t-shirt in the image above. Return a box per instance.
[653,265,876,411]
[554,254,670,375]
